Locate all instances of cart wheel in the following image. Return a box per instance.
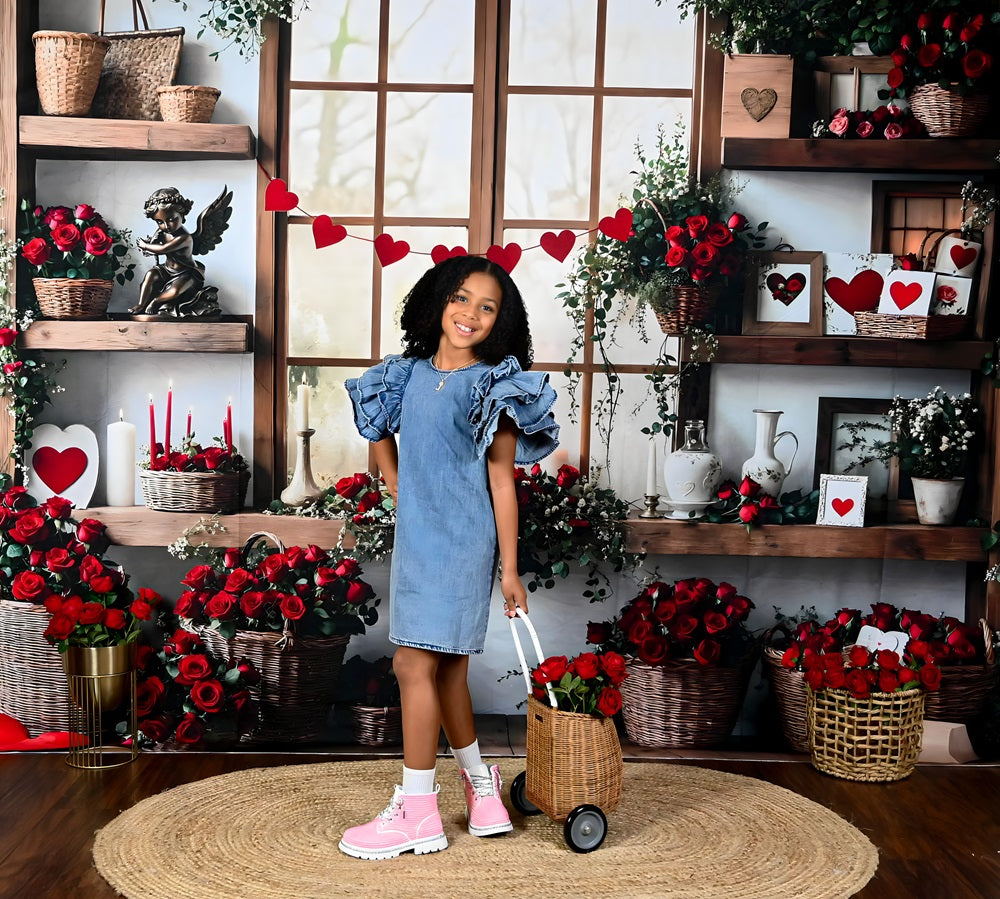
[510,771,541,816]
[564,804,607,853]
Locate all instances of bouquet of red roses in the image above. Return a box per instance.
[529,650,628,718]
[797,644,942,700]
[143,434,249,475]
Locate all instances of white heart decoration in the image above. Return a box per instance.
[855,624,910,656]
[25,424,99,509]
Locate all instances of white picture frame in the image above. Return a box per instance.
[816,473,868,527]
[876,269,935,316]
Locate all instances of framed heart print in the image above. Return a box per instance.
[816,474,868,527]
[742,250,823,336]
[821,253,895,335]
[876,270,936,316]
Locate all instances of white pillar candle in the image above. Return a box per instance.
[646,438,657,496]
[297,376,310,431]
[106,411,137,507]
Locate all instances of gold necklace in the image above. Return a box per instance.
[432,355,478,391]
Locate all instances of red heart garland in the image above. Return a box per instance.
[831,497,855,517]
[486,243,522,273]
[540,230,576,262]
[431,245,468,265]
[32,446,87,494]
[312,215,347,250]
[889,280,923,310]
[950,244,978,269]
[264,178,299,212]
[824,269,884,316]
[374,233,410,267]
[599,207,633,242]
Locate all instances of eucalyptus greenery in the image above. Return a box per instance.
[153,0,309,58]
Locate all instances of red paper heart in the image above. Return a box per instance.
[949,244,978,269]
[540,230,576,262]
[598,207,633,242]
[0,713,80,751]
[374,233,410,267]
[831,497,855,517]
[486,242,522,273]
[311,215,347,250]
[264,178,299,212]
[430,245,468,265]
[824,269,884,315]
[32,446,87,495]
[765,271,807,306]
[889,280,923,310]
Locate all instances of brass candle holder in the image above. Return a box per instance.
[639,493,664,519]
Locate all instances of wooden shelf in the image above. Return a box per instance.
[624,518,987,561]
[19,116,256,160]
[81,508,348,549]
[696,336,992,369]
[722,137,1000,172]
[19,316,253,353]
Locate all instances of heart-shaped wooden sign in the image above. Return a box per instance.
[824,270,884,316]
[741,87,777,122]
[26,424,99,509]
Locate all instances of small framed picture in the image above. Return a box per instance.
[816,474,868,527]
[876,270,935,316]
[931,274,973,315]
[743,251,823,336]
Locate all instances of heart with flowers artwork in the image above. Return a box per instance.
[821,253,894,334]
[24,423,99,509]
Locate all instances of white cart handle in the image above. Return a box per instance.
[508,608,558,708]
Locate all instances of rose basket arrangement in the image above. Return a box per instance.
[176,532,379,743]
[588,578,756,747]
[528,650,628,718]
[140,434,250,514]
[811,105,926,140]
[335,654,402,746]
[128,625,260,750]
[706,477,820,534]
[18,200,135,319]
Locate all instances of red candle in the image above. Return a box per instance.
[148,395,156,463]
[165,383,172,457]
[186,408,192,439]
[226,401,233,454]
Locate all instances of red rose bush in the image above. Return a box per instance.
[529,650,628,718]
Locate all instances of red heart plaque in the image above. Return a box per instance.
[598,207,633,242]
[831,497,855,517]
[889,280,922,310]
[430,245,468,265]
[311,215,347,250]
[264,178,299,212]
[32,446,87,495]
[950,245,978,269]
[824,270,884,315]
[374,233,410,267]
[540,230,576,262]
[486,242,522,273]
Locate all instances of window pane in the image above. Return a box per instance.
[385,92,472,217]
[387,0,475,83]
[508,0,598,86]
[543,372,582,475]
[605,0,694,88]
[291,1,379,83]
[288,225,374,358]
[290,89,378,216]
[504,95,593,220]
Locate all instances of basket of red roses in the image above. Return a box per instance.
[588,577,756,748]
[336,655,402,746]
[139,435,249,514]
[177,532,379,744]
[805,643,941,782]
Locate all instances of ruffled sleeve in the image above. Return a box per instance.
[468,356,559,464]
[344,354,416,442]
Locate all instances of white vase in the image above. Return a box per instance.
[663,420,722,507]
[741,409,799,497]
[911,477,964,525]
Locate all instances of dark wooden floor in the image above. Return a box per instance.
[1,716,998,899]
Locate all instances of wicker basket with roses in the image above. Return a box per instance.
[176,531,380,743]
[587,577,757,748]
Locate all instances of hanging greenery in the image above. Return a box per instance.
[152,0,310,58]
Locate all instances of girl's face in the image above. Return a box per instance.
[438,271,502,357]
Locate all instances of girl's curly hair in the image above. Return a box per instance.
[399,256,533,369]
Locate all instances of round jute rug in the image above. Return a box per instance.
[93,759,877,899]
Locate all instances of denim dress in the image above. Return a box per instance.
[345,354,559,654]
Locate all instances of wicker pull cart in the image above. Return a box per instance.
[507,610,623,853]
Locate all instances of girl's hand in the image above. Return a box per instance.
[500,571,527,618]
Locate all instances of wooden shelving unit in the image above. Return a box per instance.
[19,116,256,161]
[19,316,253,353]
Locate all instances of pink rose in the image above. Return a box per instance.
[884,122,904,140]
[828,115,850,137]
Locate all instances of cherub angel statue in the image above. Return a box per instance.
[129,186,233,318]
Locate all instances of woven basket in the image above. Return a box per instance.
[90,0,183,121]
[854,310,967,340]
[0,600,71,735]
[909,84,989,138]
[32,31,111,116]
[620,654,755,748]
[157,85,220,123]
[348,704,402,746]
[807,687,925,782]
[654,285,720,335]
[924,619,997,723]
[762,644,810,753]
[33,277,113,319]
[139,469,249,514]
[524,695,622,822]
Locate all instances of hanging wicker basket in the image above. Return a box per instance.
[139,469,249,514]
[33,31,111,116]
[347,704,402,746]
[156,85,221,123]
[807,687,926,782]
[33,277,113,320]
[619,653,755,748]
[909,84,989,138]
[654,285,721,335]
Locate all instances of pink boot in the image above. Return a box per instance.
[339,786,448,860]
[460,765,513,837]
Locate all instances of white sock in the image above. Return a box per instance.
[401,765,436,795]
[452,740,488,777]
